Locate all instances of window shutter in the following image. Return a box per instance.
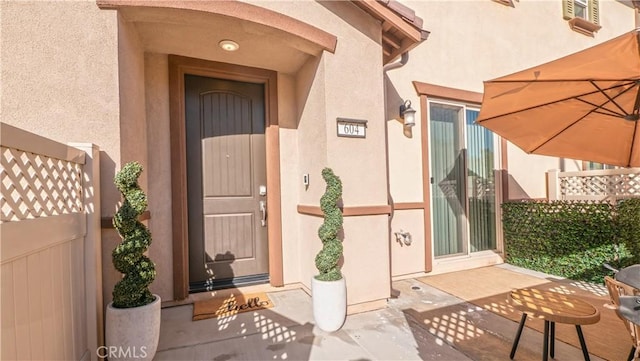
[562,0,575,20]
[589,0,599,24]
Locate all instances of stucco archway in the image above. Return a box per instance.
[98,0,337,300]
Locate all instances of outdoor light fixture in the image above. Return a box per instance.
[400,100,416,127]
[219,39,239,52]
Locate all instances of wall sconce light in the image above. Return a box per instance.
[399,100,416,127]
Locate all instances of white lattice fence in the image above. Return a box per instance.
[1,147,83,222]
[547,168,640,201]
[0,124,102,361]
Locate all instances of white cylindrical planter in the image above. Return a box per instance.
[105,295,161,361]
[312,277,346,332]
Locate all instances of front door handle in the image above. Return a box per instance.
[259,200,267,227]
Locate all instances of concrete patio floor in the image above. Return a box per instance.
[155,265,613,360]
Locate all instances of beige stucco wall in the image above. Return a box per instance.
[400,0,635,199]
[1,1,120,212]
[386,0,636,276]
[292,54,329,288]
[116,3,323,302]
[390,209,426,277]
[144,53,174,300]
[98,12,151,309]
[118,15,148,189]
[321,5,390,304]
[294,50,392,304]
[2,0,390,311]
[109,0,391,307]
[260,1,391,305]
[1,1,169,307]
[5,0,634,313]
[1,1,122,310]
[387,113,424,203]
[278,129,302,285]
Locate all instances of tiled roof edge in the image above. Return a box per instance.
[377,0,424,30]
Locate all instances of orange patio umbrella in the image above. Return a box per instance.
[476,28,640,168]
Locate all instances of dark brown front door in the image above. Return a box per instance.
[185,74,269,292]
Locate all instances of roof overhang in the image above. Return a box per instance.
[352,0,429,64]
[96,0,339,73]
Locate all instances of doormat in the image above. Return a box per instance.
[192,292,274,321]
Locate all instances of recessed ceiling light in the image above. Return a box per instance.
[219,40,239,52]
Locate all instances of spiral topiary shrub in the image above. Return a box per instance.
[315,168,344,282]
[112,162,156,308]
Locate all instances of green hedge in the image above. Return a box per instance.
[617,198,640,265]
[502,199,637,284]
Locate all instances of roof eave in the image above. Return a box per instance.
[352,0,428,64]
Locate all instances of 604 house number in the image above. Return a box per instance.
[343,124,361,135]
[336,118,367,138]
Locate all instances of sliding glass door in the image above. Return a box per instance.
[429,101,497,257]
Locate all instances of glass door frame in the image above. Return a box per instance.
[427,98,502,260]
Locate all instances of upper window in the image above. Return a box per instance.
[584,161,616,171]
[574,0,588,19]
[563,0,601,36]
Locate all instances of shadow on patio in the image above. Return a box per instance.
[402,264,627,361]
[155,290,318,360]
[154,265,628,360]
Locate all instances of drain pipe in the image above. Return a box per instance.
[382,52,409,221]
[384,52,409,74]
[382,52,409,289]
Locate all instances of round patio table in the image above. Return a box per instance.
[509,288,600,361]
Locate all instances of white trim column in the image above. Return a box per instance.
[547,169,560,201]
[70,143,103,360]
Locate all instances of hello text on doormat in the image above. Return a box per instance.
[192,292,274,321]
